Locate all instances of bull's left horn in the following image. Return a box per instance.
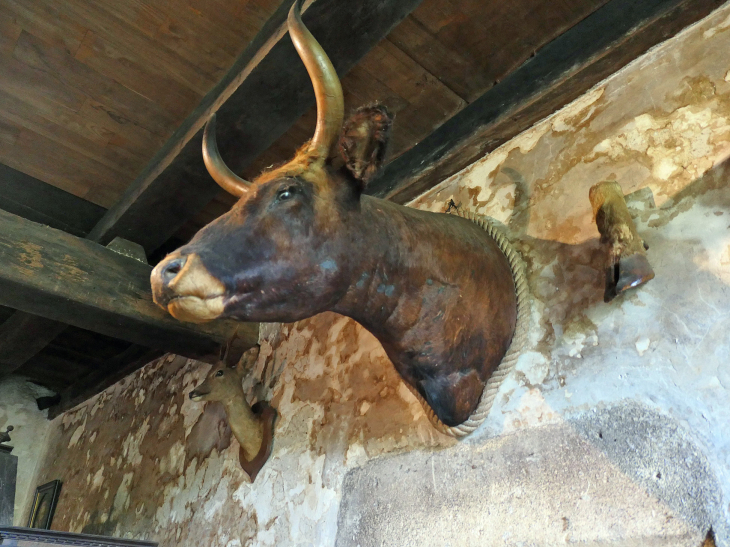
[202,114,252,198]
[288,0,344,159]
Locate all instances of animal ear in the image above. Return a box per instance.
[235,345,260,377]
[338,104,392,186]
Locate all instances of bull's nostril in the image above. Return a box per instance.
[162,257,186,283]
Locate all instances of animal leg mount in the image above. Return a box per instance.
[589,181,655,302]
[239,402,276,483]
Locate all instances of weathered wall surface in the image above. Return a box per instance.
[27,3,730,546]
[0,376,55,525]
[32,321,448,545]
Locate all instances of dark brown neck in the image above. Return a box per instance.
[331,196,439,346]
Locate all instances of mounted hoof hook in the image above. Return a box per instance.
[589,181,655,303]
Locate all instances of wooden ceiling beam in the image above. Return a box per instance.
[366,0,723,204]
[0,209,256,372]
[0,164,106,237]
[88,0,425,254]
[0,164,109,375]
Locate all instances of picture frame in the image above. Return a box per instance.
[27,480,62,530]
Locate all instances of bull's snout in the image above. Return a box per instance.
[150,254,185,308]
[159,256,187,284]
[150,253,227,323]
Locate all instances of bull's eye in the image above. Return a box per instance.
[277,186,296,201]
[215,370,224,377]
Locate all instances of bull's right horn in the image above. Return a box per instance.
[202,114,252,198]
[288,0,345,160]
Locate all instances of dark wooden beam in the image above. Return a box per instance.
[366,0,723,204]
[87,0,425,254]
[0,163,106,237]
[0,209,256,370]
[0,314,67,375]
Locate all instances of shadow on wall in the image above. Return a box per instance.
[570,402,724,545]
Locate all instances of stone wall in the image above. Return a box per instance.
[25,3,730,546]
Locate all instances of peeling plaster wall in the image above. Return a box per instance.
[28,5,730,547]
[32,324,446,545]
[0,376,54,525]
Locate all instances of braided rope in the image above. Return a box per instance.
[405,209,532,437]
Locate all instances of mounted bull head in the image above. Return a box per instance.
[152,0,518,429]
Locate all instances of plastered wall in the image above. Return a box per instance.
[24,3,730,546]
[0,376,55,525]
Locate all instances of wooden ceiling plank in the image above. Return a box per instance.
[0,128,129,207]
[74,30,201,120]
[12,30,177,139]
[0,0,88,56]
[0,314,67,377]
[98,0,237,77]
[366,0,723,204]
[405,0,611,104]
[0,208,256,361]
[51,0,218,96]
[0,14,22,57]
[0,91,140,180]
[386,15,482,102]
[88,0,426,254]
[0,53,87,115]
[76,99,165,159]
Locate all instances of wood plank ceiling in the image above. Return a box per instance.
[186,0,610,236]
[0,0,280,208]
[0,0,607,233]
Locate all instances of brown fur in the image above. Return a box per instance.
[338,104,392,184]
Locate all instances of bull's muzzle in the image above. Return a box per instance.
[151,253,226,323]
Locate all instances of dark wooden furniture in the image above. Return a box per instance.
[0,528,157,547]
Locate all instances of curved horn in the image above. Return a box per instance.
[202,114,252,197]
[288,0,344,159]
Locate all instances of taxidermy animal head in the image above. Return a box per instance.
[189,344,276,482]
[154,0,518,429]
